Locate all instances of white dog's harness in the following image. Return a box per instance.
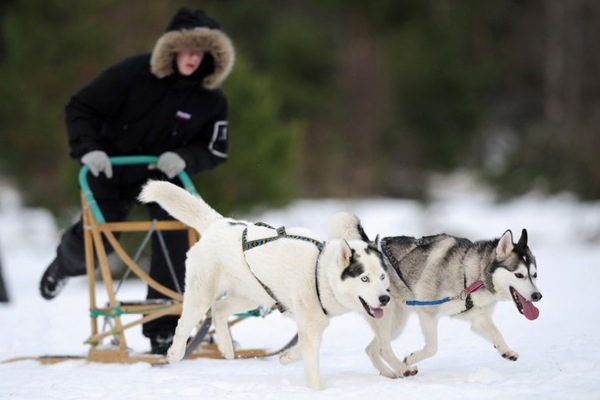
[243,222,324,252]
[241,222,328,315]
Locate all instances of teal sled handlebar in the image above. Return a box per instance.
[78,155,199,224]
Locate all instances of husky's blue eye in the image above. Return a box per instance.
[380,274,385,280]
[361,276,370,283]
[515,273,525,279]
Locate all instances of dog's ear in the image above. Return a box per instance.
[338,239,353,267]
[373,234,380,247]
[516,228,528,250]
[357,221,370,242]
[496,230,514,258]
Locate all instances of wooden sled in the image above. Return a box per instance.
[4,156,296,366]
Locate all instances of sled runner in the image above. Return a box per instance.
[3,156,297,365]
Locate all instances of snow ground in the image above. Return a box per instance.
[1,176,600,399]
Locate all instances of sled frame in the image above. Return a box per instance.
[81,156,203,363]
[78,157,298,364]
[2,156,299,366]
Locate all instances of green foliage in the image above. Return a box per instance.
[188,55,302,215]
[0,0,301,216]
[265,13,338,119]
[0,0,114,211]
[381,1,511,171]
[203,1,339,121]
[0,0,595,218]
[486,123,600,201]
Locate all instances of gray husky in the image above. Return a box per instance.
[329,212,542,378]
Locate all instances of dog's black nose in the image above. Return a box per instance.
[531,292,542,302]
[379,295,390,306]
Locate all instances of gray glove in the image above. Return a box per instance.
[156,152,186,178]
[81,150,112,178]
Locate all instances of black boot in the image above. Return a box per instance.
[39,258,69,300]
[150,333,174,355]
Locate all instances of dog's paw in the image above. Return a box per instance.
[279,353,293,365]
[403,366,419,377]
[279,348,301,365]
[166,345,185,364]
[501,351,519,361]
[216,342,235,360]
[380,365,419,379]
[380,371,399,379]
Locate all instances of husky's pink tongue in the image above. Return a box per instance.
[516,291,540,320]
[371,307,384,319]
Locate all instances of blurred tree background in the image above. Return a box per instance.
[0,0,598,224]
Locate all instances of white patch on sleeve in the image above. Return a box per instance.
[209,121,228,158]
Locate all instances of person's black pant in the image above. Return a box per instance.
[55,166,188,339]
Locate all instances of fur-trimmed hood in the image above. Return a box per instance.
[150,8,235,90]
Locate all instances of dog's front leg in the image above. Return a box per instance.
[470,311,518,361]
[301,329,324,390]
[404,311,439,365]
[294,314,327,390]
[365,335,395,378]
[367,311,418,378]
[367,336,418,379]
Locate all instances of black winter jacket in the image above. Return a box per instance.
[66,54,228,176]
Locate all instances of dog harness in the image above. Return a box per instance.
[243,222,324,252]
[381,237,484,311]
[241,222,328,315]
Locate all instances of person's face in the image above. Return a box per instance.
[176,50,205,76]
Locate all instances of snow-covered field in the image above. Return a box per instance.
[1,175,600,399]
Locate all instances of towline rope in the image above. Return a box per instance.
[395,280,484,307]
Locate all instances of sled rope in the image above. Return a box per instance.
[90,304,175,318]
[394,280,484,307]
[406,281,484,307]
[234,307,273,318]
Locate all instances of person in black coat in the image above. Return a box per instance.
[39,7,235,354]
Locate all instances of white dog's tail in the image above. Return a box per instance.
[329,211,368,241]
[138,180,223,233]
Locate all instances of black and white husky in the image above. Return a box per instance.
[138,181,391,389]
[330,212,542,379]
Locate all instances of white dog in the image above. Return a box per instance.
[138,181,391,389]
